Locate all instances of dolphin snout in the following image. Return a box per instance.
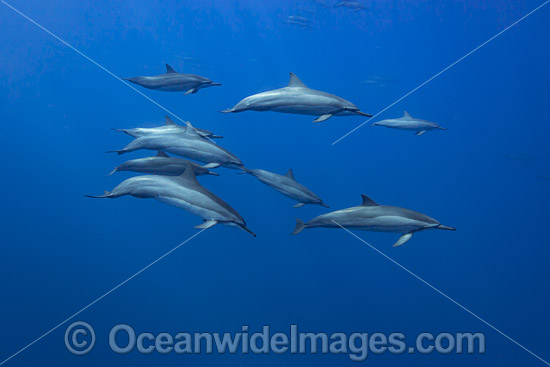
[210,82,222,86]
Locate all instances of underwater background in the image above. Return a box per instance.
[1,0,549,365]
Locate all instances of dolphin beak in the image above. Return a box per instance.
[240,225,256,237]
[210,82,222,86]
[354,111,373,118]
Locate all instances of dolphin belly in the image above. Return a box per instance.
[268,104,337,116]
[156,84,189,92]
[156,81,199,92]
[308,212,431,233]
[156,195,230,221]
[262,180,318,203]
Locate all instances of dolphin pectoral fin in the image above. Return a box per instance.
[415,130,426,136]
[202,163,221,169]
[393,233,413,247]
[293,203,305,208]
[291,218,305,235]
[184,88,198,95]
[313,114,333,123]
[195,220,218,229]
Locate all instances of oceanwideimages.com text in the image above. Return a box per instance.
[65,322,486,360]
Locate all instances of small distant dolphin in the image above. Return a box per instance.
[291,194,455,247]
[241,168,328,208]
[114,116,222,139]
[335,1,368,11]
[221,73,372,122]
[108,122,244,169]
[124,64,221,95]
[87,165,255,236]
[108,151,220,177]
[286,15,312,28]
[372,111,446,135]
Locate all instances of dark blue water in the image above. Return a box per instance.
[1,0,549,366]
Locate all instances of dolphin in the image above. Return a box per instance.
[285,15,312,28]
[107,122,244,169]
[86,165,255,236]
[241,168,328,208]
[114,116,223,139]
[124,64,221,95]
[335,1,368,11]
[291,194,455,247]
[221,73,372,122]
[372,111,446,135]
[108,151,220,177]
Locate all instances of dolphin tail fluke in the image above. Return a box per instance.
[437,224,456,231]
[85,190,112,199]
[291,218,305,235]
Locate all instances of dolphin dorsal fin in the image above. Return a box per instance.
[184,121,200,137]
[361,195,379,206]
[165,115,177,125]
[403,111,412,118]
[156,151,169,158]
[178,164,200,185]
[166,64,177,73]
[288,72,306,88]
[285,168,295,180]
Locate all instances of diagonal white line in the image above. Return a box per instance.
[0,228,207,366]
[332,220,550,366]
[332,0,550,145]
[1,0,189,125]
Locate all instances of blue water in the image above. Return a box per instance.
[1,0,549,366]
